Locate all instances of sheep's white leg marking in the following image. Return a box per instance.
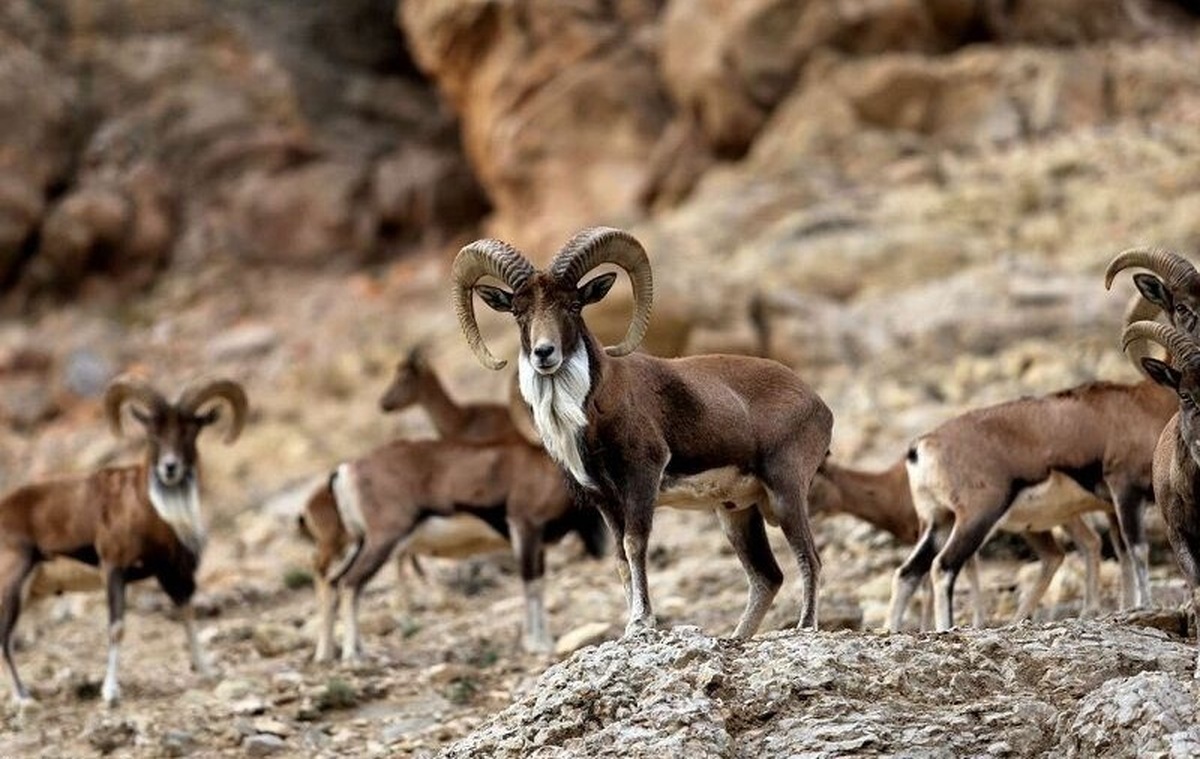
[518,347,594,489]
[622,532,655,635]
[930,562,954,632]
[522,579,551,653]
[339,588,361,662]
[1132,543,1151,608]
[314,575,336,663]
[181,603,212,676]
[101,621,123,706]
[966,557,985,627]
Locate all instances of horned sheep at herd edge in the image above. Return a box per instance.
[0,230,1198,715]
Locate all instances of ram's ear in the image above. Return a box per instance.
[131,407,155,428]
[475,285,514,313]
[578,272,617,306]
[197,407,221,427]
[1142,358,1182,391]
[1133,273,1173,312]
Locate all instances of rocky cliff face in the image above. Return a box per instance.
[0,0,487,301]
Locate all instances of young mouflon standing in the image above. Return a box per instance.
[451,226,833,637]
[0,377,246,707]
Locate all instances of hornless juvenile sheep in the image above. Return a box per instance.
[452,227,832,636]
[302,436,605,661]
[379,344,525,444]
[889,379,1174,632]
[0,377,247,706]
[1122,321,1200,675]
[812,459,1116,625]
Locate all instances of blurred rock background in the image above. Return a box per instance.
[2,0,1200,755]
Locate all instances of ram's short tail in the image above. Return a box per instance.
[297,472,337,542]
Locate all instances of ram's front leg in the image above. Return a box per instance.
[618,475,661,636]
[101,566,127,707]
[596,500,633,618]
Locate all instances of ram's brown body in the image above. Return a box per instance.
[0,465,197,590]
[893,380,1175,631]
[579,349,831,490]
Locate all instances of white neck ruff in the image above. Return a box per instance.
[148,474,206,557]
[518,346,595,489]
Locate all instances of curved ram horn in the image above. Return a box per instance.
[548,227,654,357]
[1121,293,1163,373]
[178,378,249,443]
[104,378,168,437]
[1122,320,1200,371]
[451,240,536,370]
[1105,246,1198,291]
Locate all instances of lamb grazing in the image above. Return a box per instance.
[302,437,606,661]
[452,227,833,637]
[0,377,247,707]
[1122,320,1200,675]
[379,344,525,444]
[887,378,1174,632]
[812,458,1115,625]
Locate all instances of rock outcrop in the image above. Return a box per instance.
[443,622,1200,758]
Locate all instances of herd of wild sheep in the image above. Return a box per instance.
[2,227,1199,713]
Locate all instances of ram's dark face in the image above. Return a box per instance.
[133,405,218,488]
[1134,273,1200,337]
[1142,357,1200,469]
[475,272,616,375]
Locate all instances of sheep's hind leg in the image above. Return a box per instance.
[0,550,35,706]
[716,505,783,639]
[313,574,338,664]
[890,522,940,632]
[966,556,986,627]
[931,511,1002,632]
[335,540,399,662]
[1063,517,1103,617]
[1012,531,1064,623]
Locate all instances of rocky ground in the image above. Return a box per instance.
[4,491,1195,758]
[1,0,1200,756]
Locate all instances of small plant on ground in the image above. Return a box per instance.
[316,678,358,711]
[282,567,314,590]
